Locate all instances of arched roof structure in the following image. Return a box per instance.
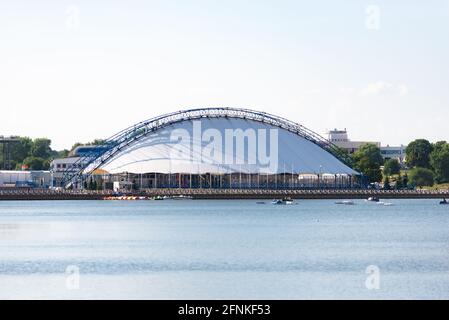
[61,107,357,187]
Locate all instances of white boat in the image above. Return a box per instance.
[377,201,394,206]
[272,198,294,205]
[335,200,355,205]
[170,195,193,200]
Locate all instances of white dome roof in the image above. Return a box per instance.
[97,117,357,175]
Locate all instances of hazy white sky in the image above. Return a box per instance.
[1,0,448,150]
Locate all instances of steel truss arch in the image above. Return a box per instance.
[61,107,354,188]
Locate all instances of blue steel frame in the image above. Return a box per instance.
[61,107,356,188]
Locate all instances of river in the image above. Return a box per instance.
[0,199,448,299]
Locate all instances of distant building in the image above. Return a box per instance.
[327,129,407,164]
[327,129,381,154]
[380,145,407,164]
[50,145,109,187]
[50,157,82,187]
[68,145,110,158]
[0,170,51,188]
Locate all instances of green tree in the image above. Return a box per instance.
[90,139,107,146]
[406,139,432,168]
[51,149,69,159]
[430,141,449,183]
[402,173,409,188]
[395,173,403,189]
[409,167,434,188]
[31,138,52,159]
[70,142,83,152]
[383,176,391,190]
[383,159,401,176]
[22,156,46,170]
[352,143,384,183]
[11,137,33,165]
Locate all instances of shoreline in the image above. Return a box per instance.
[1,188,448,200]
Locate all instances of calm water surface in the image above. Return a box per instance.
[0,199,448,299]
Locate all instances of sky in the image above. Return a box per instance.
[1,0,448,150]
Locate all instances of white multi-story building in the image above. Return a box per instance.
[327,129,381,154]
[49,157,82,187]
[327,129,406,164]
[380,145,407,164]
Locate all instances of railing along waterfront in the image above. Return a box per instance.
[0,188,448,200]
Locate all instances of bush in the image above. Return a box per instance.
[383,159,401,176]
[430,141,449,183]
[352,143,383,183]
[408,167,434,188]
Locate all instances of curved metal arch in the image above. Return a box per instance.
[61,107,354,188]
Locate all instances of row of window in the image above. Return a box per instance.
[381,150,404,155]
[52,163,83,170]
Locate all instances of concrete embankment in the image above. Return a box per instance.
[145,189,449,199]
[0,190,106,200]
[1,188,448,200]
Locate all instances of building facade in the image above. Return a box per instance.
[327,129,381,154]
[0,170,51,188]
[328,129,406,164]
[380,145,407,164]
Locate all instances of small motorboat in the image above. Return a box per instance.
[170,195,193,200]
[375,201,394,206]
[335,200,355,205]
[152,195,164,200]
[367,197,380,202]
[440,199,449,205]
[272,197,294,205]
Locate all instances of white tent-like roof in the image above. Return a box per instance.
[97,117,357,175]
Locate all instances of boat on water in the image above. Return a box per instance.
[153,195,164,200]
[103,195,149,201]
[376,201,394,206]
[367,197,380,202]
[272,197,294,205]
[169,195,193,200]
[440,199,449,205]
[335,200,355,205]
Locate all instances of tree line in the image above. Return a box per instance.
[0,137,104,170]
[351,139,449,188]
[0,137,64,170]
[2,135,448,189]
